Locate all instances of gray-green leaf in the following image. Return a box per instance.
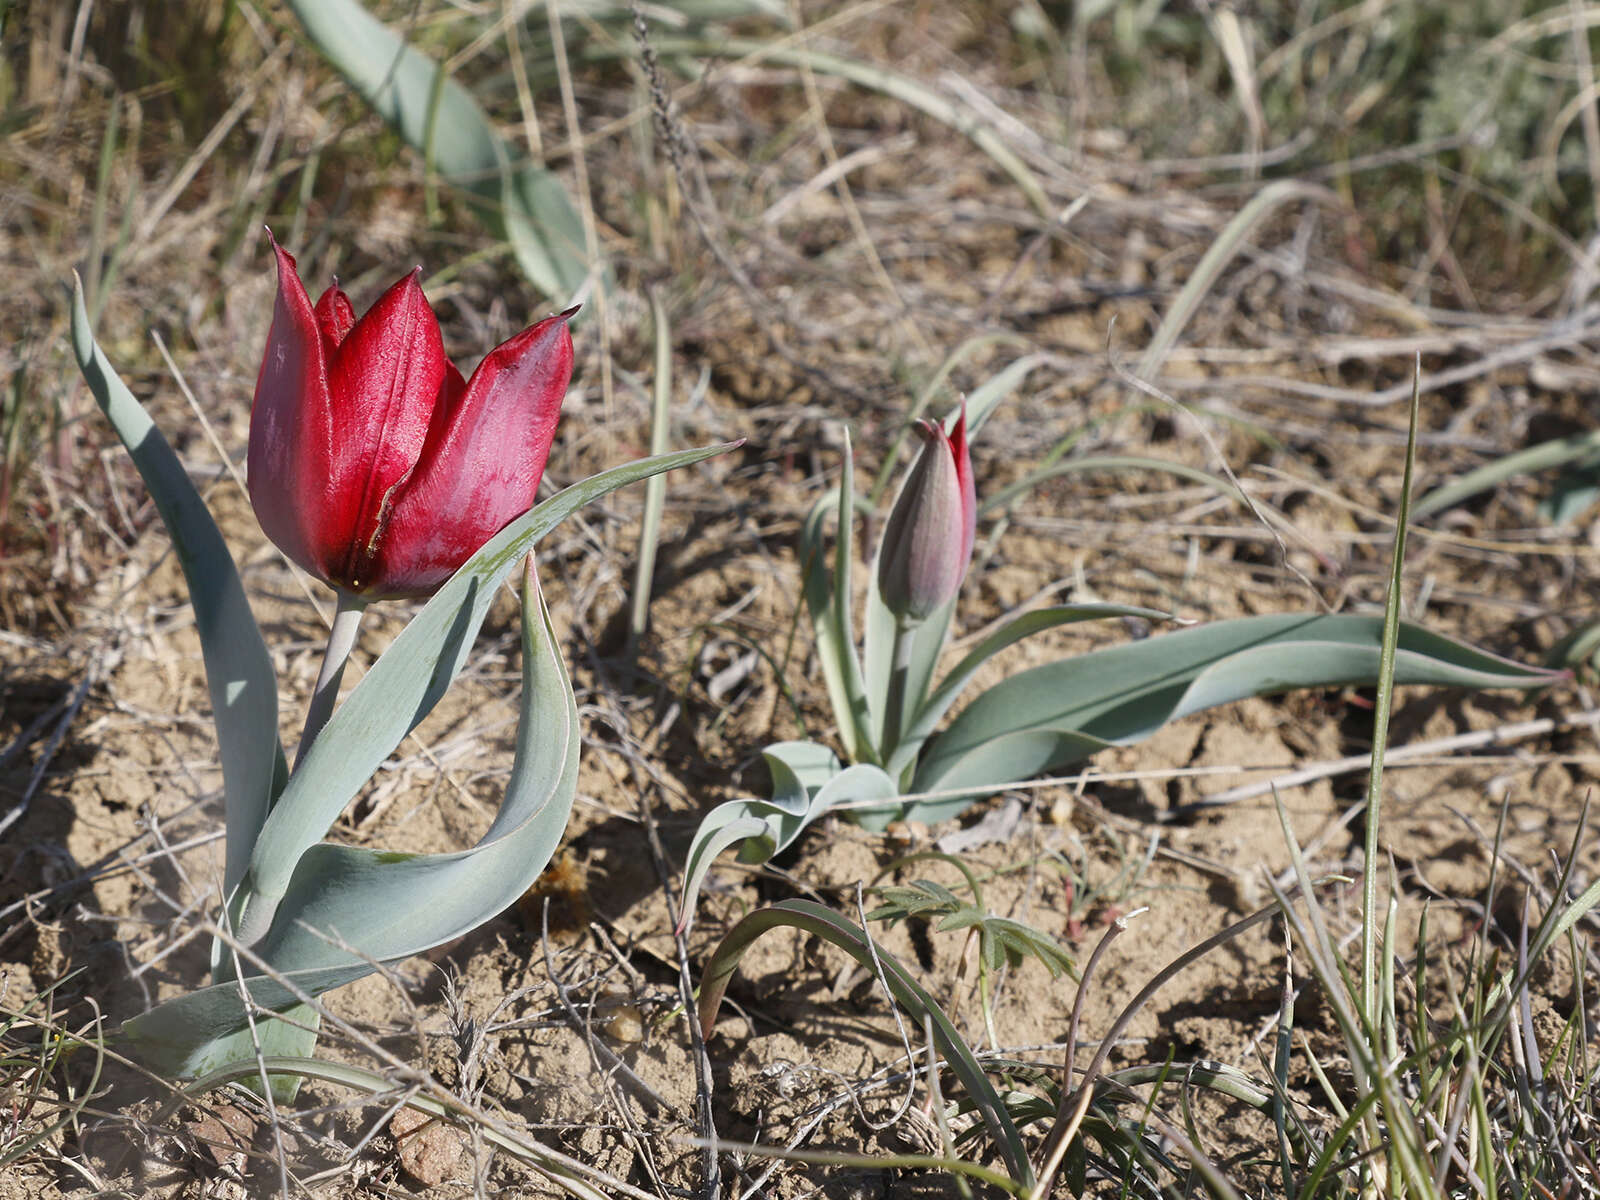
[124,565,579,1077]
[237,442,732,937]
[883,602,1171,783]
[677,743,895,931]
[906,613,1560,823]
[69,275,286,893]
[801,444,875,762]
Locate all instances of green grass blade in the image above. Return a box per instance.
[1362,367,1418,1048]
[1412,427,1600,518]
[1138,180,1336,381]
[698,899,1034,1187]
[627,290,673,655]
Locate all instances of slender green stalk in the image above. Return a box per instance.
[1362,369,1419,1030]
[976,956,999,1053]
[294,592,367,771]
[881,615,918,760]
[1344,362,1424,1192]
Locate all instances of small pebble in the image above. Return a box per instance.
[390,1107,466,1186]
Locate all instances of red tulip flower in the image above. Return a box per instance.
[249,239,575,599]
[877,406,976,623]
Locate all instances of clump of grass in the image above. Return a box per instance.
[0,975,105,1172]
[867,848,1079,1051]
[1067,0,1600,300]
[1267,803,1600,1199]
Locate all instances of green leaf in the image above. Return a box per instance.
[146,1004,321,1105]
[1139,180,1336,381]
[236,442,732,937]
[677,741,837,931]
[861,537,900,752]
[677,743,895,931]
[869,879,1076,980]
[699,899,1034,1186]
[285,0,593,300]
[884,602,1171,781]
[905,614,1560,824]
[964,354,1048,435]
[762,740,843,794]
[124,564,581,1077]
[902,728,1112,825]
[1412,429,1600,518]
[1539,459,1600,525]
[800,443,875,761]
[69,275,286,893]
[1547,615,1600,672]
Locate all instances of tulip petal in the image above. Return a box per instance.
[314,285,355,352]
[374,309,574,595]
[951,402,976,563]
[323,268,448,590]
[249,239,338,583]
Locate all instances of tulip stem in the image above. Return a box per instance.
[295,592,368,771]
[881,616,918,761]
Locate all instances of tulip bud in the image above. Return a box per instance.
[877,407,976,623]
[249,236,575,599]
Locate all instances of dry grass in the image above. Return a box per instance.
[4,0,1600,1196]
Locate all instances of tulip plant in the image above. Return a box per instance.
[71,247,729,1094]
[679,382,1562,927]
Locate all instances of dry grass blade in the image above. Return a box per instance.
[180,1056,656,1200]
[1137,179,1342,382]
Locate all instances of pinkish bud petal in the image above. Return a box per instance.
[877,413,975,622]
[950,404,976,563]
